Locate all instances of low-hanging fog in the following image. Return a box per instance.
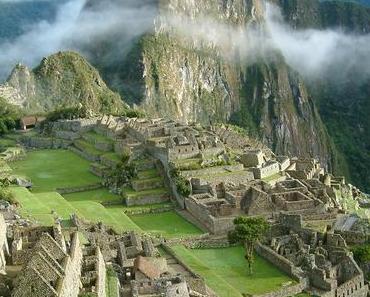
[0,0,369,84]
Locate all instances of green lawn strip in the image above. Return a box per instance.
[106,202,173,213]
[31,214,56,226]
[69,201,141,233]
[171,245,295,297]
[10,150,99,192]
[102,152,121,162]
[171,245,243,297]
[123,187,168,199]
[10,187,56,225]
[129,211,203,238]
[85,131,113,144]
[10,187,51,214]
[136,169,158,179]
[131,176,163,183]
[34,192,81,219]
[74,139,103,156]
[63,188,122,203]
[106,268,119,297]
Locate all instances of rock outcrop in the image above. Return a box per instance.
[1,51,126,115]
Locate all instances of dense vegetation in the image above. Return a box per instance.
[0,97,21,135]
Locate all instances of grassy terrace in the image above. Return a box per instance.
[74,139,102,156]
[123,187,168,199]
[172,245,295,297]
[10,150,99,192]
[129,211,202,238]
[63,188,121,203]
[9,149,202,237]
[84,131,113,144]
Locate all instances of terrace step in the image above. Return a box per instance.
[131,177,164,192]
[68,146,100,162]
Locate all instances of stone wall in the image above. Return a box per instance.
[0,214,8,274]
[252,280,308,297]
[58,233,83,297]
[125,192,169,207]
[96,247,106,297]
[255,243,302,280]
[334,230,368,245]
[21,136,71,149]
[184,197,234,234]
[181,164,244,178]
[56,183,102,195]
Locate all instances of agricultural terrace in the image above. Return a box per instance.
[171,245,295,297]
[9,149,202,237]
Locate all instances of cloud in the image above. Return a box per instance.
[160,1,370,82]
[1,0,369,84]
[0,0,157,81]
[265,3,370,82]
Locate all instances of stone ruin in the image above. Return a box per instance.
[256,213,369,297]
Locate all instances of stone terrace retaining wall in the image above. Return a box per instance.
[252,279,309,297]
[56,183,102,195]
[21,136,71,149]
[160,244,201,279]
[124,192,169,207]
[255,243,303,281]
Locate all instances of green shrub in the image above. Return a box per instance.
[0,97,22,134]
[352,245,370,263]
[0,186,15,203]
[169,165,191,197]
[45,106,88,122]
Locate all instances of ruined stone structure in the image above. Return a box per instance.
[0,214,8,274]
[257,214,369,297]
[12,232,82,297]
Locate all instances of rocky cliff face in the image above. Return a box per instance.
[277,0,370,192]
[0,51,125,115]
[116,0,332,167]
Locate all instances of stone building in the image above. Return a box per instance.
[20,116,45,131]
[12,232,82,297]
[80,245,106,297]
[256,214,369,297]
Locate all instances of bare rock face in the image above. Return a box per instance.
[128,0,332,167]
[1,51,126,115]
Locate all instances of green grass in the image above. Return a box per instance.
[10,187,140,232]
[123,187,168,199]
[8,149,201,237]
[68,201,141,233]
[63,188,122,203]
[171,245,295,297]
[74,139,102,156]
[129,211,203,238]
[85,131,112,144]
[102,152,121,162]
[106,268,119,297]
[137,169,158,179]
[10,187,64,225]
[10,149,99,192]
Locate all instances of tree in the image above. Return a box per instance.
[228,216,269,274]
